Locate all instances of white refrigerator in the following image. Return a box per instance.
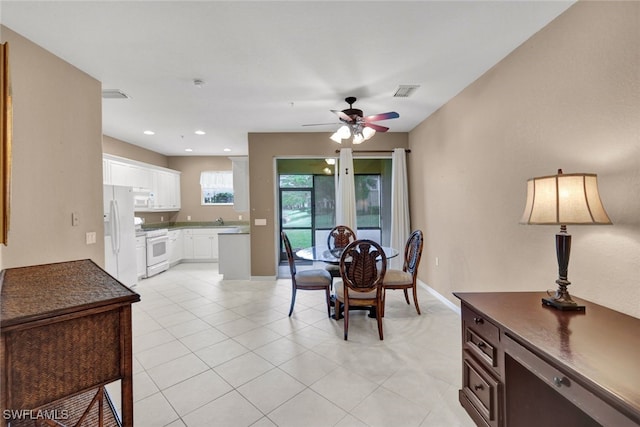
[104,185,137,288]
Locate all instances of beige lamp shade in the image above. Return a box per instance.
[520,171,612,225]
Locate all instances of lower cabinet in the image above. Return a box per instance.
[135,236,147,279]
[183,228,234,261]
[168,229,183,266]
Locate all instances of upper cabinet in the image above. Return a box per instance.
[103,154,181,212]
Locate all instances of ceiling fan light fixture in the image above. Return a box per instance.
[353,133,365,144]
[338,125,351,139]
[330,132,343,144]
[363,127,376,140]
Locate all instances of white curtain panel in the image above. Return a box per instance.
[336,148,357,232]
[390,148,410,269]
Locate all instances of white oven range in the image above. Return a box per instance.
[145,228,169,277]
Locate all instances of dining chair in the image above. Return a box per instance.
[382,229,424,316]
[281,231,332,318]
[334,239,387,340]
[325,225,357,282]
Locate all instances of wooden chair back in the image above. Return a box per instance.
[403,230,424,277]
[327,225,356,251]
[339,239,387,294]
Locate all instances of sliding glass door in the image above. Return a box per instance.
[277,158,391,263]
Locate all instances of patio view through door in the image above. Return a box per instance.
[277,157,391,266]
[279,174,335,262]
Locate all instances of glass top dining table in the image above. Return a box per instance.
[295,245,399,264]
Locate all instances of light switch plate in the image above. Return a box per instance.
[254,218,267,226]
[86,231,97,245]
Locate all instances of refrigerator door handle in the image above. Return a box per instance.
[110,200,118,254]
[114,200,121,254]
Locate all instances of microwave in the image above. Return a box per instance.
[132,188,152,209]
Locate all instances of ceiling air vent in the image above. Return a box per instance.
[393,85,420,98]
[102,89,130,99]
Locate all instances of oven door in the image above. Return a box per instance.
[146,235,168,266]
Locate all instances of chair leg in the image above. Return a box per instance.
[325,287,331,318]
[403,288,410,305]
[412,286,421,315]
[288,287,297,317]
[343,300,349,340]
[376,301,384,340]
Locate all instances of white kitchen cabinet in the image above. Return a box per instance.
[103,154,181,211]
[108,159,133,187]
[135,236,147,279]
[151,169,181,211]
[168,229,183,266]
[182,228,234,261]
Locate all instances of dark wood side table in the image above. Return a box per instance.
[0,259,140,426]
[454,292,640,427]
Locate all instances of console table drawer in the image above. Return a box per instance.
[462,351,501,427]
[504,332,638,427]
[462,304,500,372]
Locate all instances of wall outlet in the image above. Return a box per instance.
[160,216,164,222]
[187,215,191,221]
[238,215,243,221]
[255,218,267,226]
[435,256,439,267]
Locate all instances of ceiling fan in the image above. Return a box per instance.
[305,97,399,144]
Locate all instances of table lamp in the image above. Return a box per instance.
[520,169,611,311]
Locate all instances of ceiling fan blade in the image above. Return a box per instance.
[365,123,389,132]
[365,111,399,122]
[331,109,354,123]
[302,122,339,127]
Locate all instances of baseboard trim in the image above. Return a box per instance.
[417,279,461,315]
[251,276,277,281]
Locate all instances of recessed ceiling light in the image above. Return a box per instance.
[143,130,155,135]
[185,148,193,152]
[223,148,231,152]
[195,130,206,135]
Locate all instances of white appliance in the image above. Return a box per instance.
[132,188,152,210]
[145,228,169,277]
[104,185,137,287]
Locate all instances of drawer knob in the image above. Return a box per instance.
[476,341,486,349]
[473,317,484,325]
[553,376,568,387]
[473,384,484,391]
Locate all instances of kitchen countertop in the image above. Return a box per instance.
[142,221,250,230]
[142,221,250,232]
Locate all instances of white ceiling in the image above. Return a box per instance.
[0,1,574,156]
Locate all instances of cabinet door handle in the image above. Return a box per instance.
[476,341,486,349]
[473,317,484,325]
[553,376,568,387]
[473,384,484,391]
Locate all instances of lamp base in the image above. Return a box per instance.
[541,296,585,311]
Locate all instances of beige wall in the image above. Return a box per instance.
[408,1,640,318]
[103,134,169,168]
[167,156,249,223]
[0,26,104,269]
[248,132,409,277]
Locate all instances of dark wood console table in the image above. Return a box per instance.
[1,260,140,426]
[454,292,640,427]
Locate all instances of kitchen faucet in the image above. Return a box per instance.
[215,217,224,225]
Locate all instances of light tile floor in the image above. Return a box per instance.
[117,263,475,427]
